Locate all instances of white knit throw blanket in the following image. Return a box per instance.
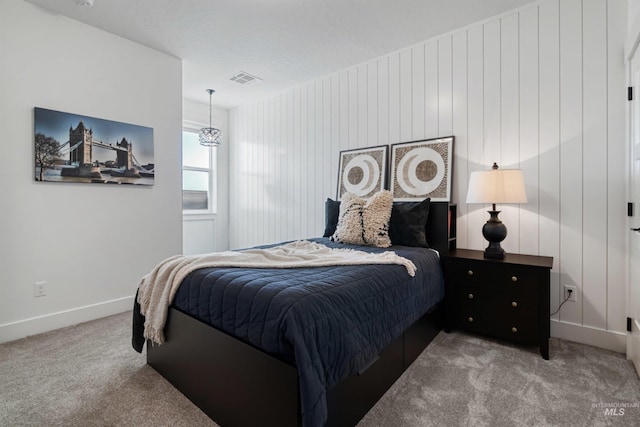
[137,240,416,346]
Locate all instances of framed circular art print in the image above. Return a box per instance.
[336,145,389,200]
[389,136,454,202]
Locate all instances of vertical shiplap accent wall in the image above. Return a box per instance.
[230,0,628,341]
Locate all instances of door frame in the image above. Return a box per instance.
[625,11,640,375]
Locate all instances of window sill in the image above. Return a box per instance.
[183,211,217,221]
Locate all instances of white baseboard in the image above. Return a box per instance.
[551,319,626,353]
[0,295,135,344]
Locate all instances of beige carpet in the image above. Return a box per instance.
[1,312,638,426]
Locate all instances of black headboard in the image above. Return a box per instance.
[426,202,453,256]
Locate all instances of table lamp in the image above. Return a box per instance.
[466,163,527,259]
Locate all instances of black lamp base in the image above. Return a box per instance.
[483,242,505,259]
[482,210,507,260]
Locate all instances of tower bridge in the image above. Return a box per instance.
[59,120,147,179]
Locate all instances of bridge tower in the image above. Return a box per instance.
[116,137,133,169]
[69,121,93,165]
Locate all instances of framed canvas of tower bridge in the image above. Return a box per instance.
[34,107,154,186]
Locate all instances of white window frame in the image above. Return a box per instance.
[182,124,217,217]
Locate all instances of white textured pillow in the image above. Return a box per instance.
[332,190,393,248]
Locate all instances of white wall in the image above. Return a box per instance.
[229,0,628,352]
[0,0,183,343]
[630,0,640,27]
[183,98,230,254]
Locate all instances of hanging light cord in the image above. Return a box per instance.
[208,89,213,128]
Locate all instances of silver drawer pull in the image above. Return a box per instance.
[511,276,518,282]
[467,270,474,276]
[468,317,474,323]
[511,327,518,333]
[468,293,474,299]
[511,301,518,307]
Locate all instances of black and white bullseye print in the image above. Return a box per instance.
[396,147,445,196]
[343,154,380,196]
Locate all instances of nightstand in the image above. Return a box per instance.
[443,249,553,360]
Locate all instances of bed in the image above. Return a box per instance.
[132,201,452,427]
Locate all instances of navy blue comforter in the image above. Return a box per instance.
[169,238,444,427]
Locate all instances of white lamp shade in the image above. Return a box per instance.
[466,168,527,204]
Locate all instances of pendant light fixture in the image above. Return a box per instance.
[199,89,222,147]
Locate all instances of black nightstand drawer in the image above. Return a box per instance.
[443,249,553,360]
[455,312,490,335]
[451,298,539,345]
[453,285,488,305]
[492,322,538,344]
[451,280,539,301]
[451,260,490,283]
[453,265,539,294]
[493,293,538,315]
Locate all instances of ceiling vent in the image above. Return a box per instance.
[229,71,262,86]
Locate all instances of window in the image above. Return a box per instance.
[182,130,216,213]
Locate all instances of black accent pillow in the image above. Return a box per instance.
[323,198,341,237]
[389,198,431,247]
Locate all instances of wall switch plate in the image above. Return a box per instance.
[34,281,47,297]
[563,285,577,302]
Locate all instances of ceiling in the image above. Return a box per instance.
[24,0,538,109]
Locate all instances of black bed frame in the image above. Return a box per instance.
[147,202,451,427]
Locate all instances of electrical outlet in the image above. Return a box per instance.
[563,285,577,302]
[34,281,47,297]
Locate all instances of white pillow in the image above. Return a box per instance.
[332,190,393,248]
